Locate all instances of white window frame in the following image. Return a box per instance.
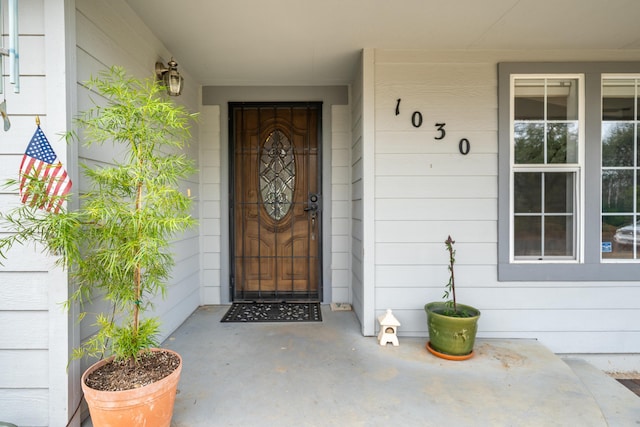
[508,74,585,264]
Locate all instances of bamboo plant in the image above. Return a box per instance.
[0,66,197,365]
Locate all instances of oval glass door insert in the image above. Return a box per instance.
[259,129,295,220]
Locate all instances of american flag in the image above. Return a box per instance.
[19,126,72,213]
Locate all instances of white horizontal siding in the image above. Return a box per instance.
[331,105,352,304]
[376,176,496,199]
[377,286,640,310]
[375,198,496,221]
[377,130,497,154]
[0,312,48,349]
[370,48,640,355]
[0,350,48,387]
[0,389,48,426]
[350,52,366,330]
[377,220,497,243]
[0,273,49,309]
[200,106,222,304]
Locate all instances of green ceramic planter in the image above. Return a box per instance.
[425,302,480,357]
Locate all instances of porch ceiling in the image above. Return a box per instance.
[125,0,640,86]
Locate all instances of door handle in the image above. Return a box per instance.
[304,193,320,212]
[305,193,320,241]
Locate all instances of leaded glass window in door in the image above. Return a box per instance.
[259,129,295,221]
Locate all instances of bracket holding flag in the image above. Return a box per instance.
[18,117,72,213]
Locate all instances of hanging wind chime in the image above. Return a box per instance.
[0,0,21,131]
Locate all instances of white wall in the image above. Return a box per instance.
[350,52,365,328]
[0,1,77,425]
[367,49,640,358]
[200,105,222,304]
[330,105,352,304]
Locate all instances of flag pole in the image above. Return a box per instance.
[35,115,40,127]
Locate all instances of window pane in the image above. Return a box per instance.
[547,79,579,120]
[514,123,544,164]
[514,79,544,120]
[602,123,634,167]
[514,216,541,256]
[514,172,541,213]
[545,216,573,256]
[602,79,635,121]
[547,123,578,163]
[545,172,574,213]
[602,170,634,213]
[637,170,640,213]
[614,219,639,256]
[637,125,640,166]
[605,216,636,259]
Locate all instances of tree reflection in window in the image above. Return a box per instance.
[259,129,295,221]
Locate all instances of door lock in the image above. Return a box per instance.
[304,193,320,212]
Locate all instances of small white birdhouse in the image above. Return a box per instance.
[377,309,401,346]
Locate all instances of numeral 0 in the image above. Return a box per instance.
[411,111,423,128]
[459,138,470,155]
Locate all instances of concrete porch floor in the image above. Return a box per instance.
[86,305,640,426]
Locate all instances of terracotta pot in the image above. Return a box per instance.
[425,302,480,358]
[81,348,182,427]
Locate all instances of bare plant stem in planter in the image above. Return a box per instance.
[443,235,457,313]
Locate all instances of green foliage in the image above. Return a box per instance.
[0,66,197,364]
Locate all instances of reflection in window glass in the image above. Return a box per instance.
[514,79,544,120]
[601,77,639,260]
[604,216,635,260]
[513,78,579,166]
[547,79,579,121]
[602,123,633,167]
[545,173,574,214]
[514,123,544,163]
[514,216,541,257]
[547,123,578,163]
[513,172,576,259]
[514,173,541,213]
[602,79,635,121]
[545,216,573,256]
[602,170,634,213]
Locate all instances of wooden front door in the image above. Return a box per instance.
[230,103,322,301]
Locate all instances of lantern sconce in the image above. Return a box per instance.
[155,58,183,96]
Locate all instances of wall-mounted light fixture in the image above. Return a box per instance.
[155,58,183,96]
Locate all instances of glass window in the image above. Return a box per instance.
[499,62,640,282]
[511,77,581,261]
[602,77,640,260]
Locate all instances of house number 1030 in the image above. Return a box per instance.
[395,98,470,155]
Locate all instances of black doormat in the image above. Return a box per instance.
[221,302,322,323]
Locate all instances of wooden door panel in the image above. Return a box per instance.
[231,103,321,300]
